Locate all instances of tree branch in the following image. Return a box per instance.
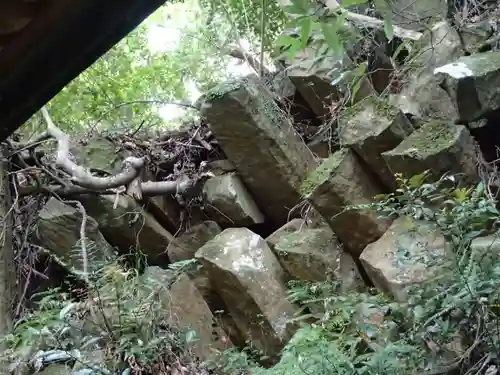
[18,179,194,198]
[15,107,199,201]
[41,107,145,190]
[321,0,423,40]
[229,48,270,76]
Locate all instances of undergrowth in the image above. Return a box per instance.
[0,255,203,374]
[7,171,500,375]
[215,171,500,375]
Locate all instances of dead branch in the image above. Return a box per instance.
[13,107,203,202]
[41,107,145,190]
[322,0,423,40]
[18,179,193,198]
[229,48,271,76]
[63,200,89,283]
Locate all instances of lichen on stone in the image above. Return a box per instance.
[300,149,346,197]
[387,121,457,157]
[436,51,500,78]
[202,77,250,103]
[342,94,399,122]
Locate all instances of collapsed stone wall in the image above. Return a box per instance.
[26,13,500,374]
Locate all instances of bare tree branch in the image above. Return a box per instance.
[229,48,271,76]
[41,107,145,190]
[18,179,193,198]
[321,0,423,40]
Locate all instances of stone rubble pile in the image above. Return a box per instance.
[31,8,500,374]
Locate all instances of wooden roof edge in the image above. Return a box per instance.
[0,0,167,141]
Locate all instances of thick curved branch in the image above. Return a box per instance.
[40,107,144,190]
[19,178,194,198]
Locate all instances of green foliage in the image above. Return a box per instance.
[219,171,500,375]
[200,0,288,52]
[1,258,201,373]
[20,0,236,139]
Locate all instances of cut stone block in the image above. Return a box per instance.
[411,22,464,72]
[285,49,374,118]
[434,51,500,122]
[167,221,222,262]
[202,173,265,226]
[35,198,114,275]
[339,96,414,190]
[360,216,447,301]
[390,22,464,120]
[387,0,447,31]
[78,195,173,266]
[460,21,494,51]
[273,228,365,292]
[143,267,234,361]
[382,121,479,184]
[71,136,121,175]
[166,221,221,307]
[199,76,317,227]
[300,149,390,256]
[266,218,307,248]
[195,228,298,359]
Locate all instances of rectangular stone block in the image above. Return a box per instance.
[301,149,390,256]
[434,51,500,122]
[382,121,479,185]
[199,76,317,228]
[339,96,414,190]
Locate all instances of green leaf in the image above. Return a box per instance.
[339,0,369,7]
[275,34,298,48]
[283,5,307,14]
[408,172,427,188]
[374,0,394,41]
[286,39,303,62]
[384,15,394,41]
[320,22,342,56]
[290,0,310,13]
[185,329,199,344]
[299,17,313,48]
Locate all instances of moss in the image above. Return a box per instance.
[387,121,457,157]
[343,95,399,121]
[203,77,250,102]
[300,150,346,197]
[275,229,336,254]
[455,51,500,75]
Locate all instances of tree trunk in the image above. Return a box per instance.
[0,145,16,339]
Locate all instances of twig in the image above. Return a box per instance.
[259,0,267,78]
[62,200,89,283]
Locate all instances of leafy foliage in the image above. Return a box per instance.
[20,0,239,139]
[217,172,500,375]
[199,0,288,51]
[1,257,203,374]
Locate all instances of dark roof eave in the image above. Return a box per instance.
[0,0,166,141]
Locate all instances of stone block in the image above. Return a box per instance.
[35,198,114,275]
[301,149,390,256]
[434,51,500,122]
[273,228,365,292]
[339,96,414,190]
[202,173,265,226]
[382,121,479,184]
[195,228,298,359]
[200,76,317,228]
[359,217,447,301]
